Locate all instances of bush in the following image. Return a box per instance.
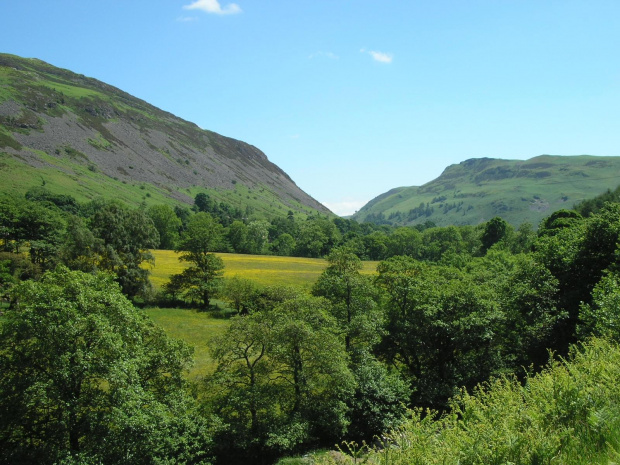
[314,338,620,465]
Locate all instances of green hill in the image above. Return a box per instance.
[0,53,330,217]
[353,155,620,227]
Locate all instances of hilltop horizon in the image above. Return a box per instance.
[2,1,620,215]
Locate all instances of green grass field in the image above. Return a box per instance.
[146,251,379,380]
[144,307,229,380]
[149,250,379,290]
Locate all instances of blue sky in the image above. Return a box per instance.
[3,1,620,215]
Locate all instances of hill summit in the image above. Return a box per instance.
[0,53,330,217]
[353,155,620,227]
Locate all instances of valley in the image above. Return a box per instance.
[1,51,620,465]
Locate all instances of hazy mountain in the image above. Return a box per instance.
[0,53,330,217]
[353,155,620,227]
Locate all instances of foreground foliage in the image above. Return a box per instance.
[205,294,356,463]
[0,267,215,465]
[313,338,620,465]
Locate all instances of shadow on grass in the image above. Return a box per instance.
[145,297,238,319]
[205,304,237,319]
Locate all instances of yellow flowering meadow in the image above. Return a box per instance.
[148,250,379,290]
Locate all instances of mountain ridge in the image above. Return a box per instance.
[0,53,330,217]
[354,154,620,227]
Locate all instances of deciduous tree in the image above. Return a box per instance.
[147,204,182,250]
[173,212,225,308]
[481,217,509,253]
[206,295,354,459]
[312,247,382,351]
[376,256,504,409]
[89,201,159,297]
[0,267,214,464]
[223,275,258,314]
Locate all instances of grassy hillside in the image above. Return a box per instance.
[0,53,329,218]
[354,155,620,227]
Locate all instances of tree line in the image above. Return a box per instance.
[0,187,532,301]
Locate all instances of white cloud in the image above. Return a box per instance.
[308,51,339,60]
[360,48,393,63]
[183,0,242,15]
[368,50,393,63]
[322,199,368,217]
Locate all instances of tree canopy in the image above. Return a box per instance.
[0,267,214,464]
[170,212,226,308]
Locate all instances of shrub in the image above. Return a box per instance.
[314,338,620,465]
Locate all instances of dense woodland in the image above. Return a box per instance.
[1,185,620,464]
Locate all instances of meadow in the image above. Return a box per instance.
[145,307,228,379]
[148,250,379,290]
[146,251,379,380]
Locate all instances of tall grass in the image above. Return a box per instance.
[313,338,620,465]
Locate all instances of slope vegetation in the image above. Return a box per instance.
[0,53,329,217]
[354,155,620,227]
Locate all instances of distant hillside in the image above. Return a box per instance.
[353,155,620,227]
[0,53,330,217]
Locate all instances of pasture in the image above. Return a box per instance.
[146,251,380,380]
[145,307,228,380]
[148,250,379,290]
